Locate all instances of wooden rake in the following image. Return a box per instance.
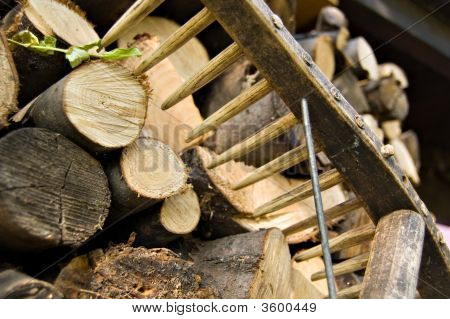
[105,0,450,298]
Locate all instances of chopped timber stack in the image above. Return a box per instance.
[3,0,100,105]
[55,229,291,299]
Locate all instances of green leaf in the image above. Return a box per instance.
[77,39,101,51]
[65,47,90,68]
[11,30,39,48]
[99,47,142,60]
[34,36,57,55]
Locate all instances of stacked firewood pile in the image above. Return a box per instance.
[0,0,422,299]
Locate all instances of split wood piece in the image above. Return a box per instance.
[106,137,188,221]
[0,29,19,128]
[121,33,205,152]
[187,79,272,143]
[3,0,99,105]
[379,63,408,89]
[55,246,219,299]
[101,0,164,48]
[331,283,362,299]
[206,112,298,169]
[118,16,210,81]
[182,146,338,241]
[110,187,201,248]
[298,35,335,80]
[362,114,384,141]
[382,120,402,140]
[0,128,110,251]
[291,257,329,298]
[391,138,420,185]
[294,224,376,262]
[232,144,313,190]
[0,269,63,299]
[343,37,379,81]
[202,57,298,168]
[190,229,292,299]
[360,210,425,299]
[162,43,243,110]
[315,6,348,31]
[30,61,147,153]
[364,76,409,121]
[134,8,215,75]
[255,169,344,217]
[400,130,421,170]
[333,69,370,114]
[311,252,369,281]
[283,197,363,236]
[72,0,135,35]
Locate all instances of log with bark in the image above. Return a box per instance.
[0,269,63,299]
[105,136,188,221]
[2,0,100,105]
[120,32,205,152]
[0,128,110,251]
[29,60,148,153]
[55,229,291,299]
[182,146,347,243]
[0,29,19,129]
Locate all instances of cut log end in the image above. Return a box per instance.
[160,187,201,235]
[0,30,19,128]
[23,0,99,46]
[0,128,110,251]
[121,137,188,200]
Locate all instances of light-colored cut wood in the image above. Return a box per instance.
[344,37,379,81]
[30,61,148,152]
[134,8,215,75]
[311,252,369,281]
[294,224,376,261]
[291,258,329,299]
[187,79,272,143]
[160,187,201,235]
[254,169,344,217]
[118,16,210,80]
[206,112,298,169]
[333,284,362,299]
[101,0,164,48]
[162,43,243,110]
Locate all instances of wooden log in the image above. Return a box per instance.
[333,69,370,114]
[55,246,219,299]
[190,229,292,299]
[0,29,19,129]
[29,61,148,153]
[364,76,409,121]
[333,283,362,299]
[294,224,376,261]
[181,146,346,243]
[118,16,210,81]
[120,33,205,152]
[343,37,379,81]
[3,0,100,105]
[291,257,329,298]
[311,252,369,281]
[106,137,188,221]
[0,269,63,299]
[107,187,201,247]
[400,130,421,170]
[379,62,408,89]
[73,0,135,35]
[0,128,110,251]
[360,210,425,299]
[315,6,348,31]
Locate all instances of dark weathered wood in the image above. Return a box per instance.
[190,229,292,298]
[0,269,63,299]
[200,0,450,298]
[360,210,425,299]
[0,29,19,128]
[55,246,219,299]
[2,0,99,105]
[0,128,110,251]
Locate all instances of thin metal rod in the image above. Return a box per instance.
[301,98,337,299]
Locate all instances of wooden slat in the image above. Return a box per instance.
[162,43,243,110]
[201,0,450,298]
[311,252,369,281]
